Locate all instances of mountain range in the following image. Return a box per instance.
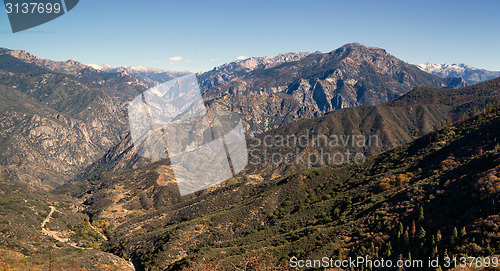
[197,51,312,91]
[0,43,469,188]
[202,43,466,133]
[88,64,191,88]
[0,43,499,270]
[417,62,500,85]
[91,44,477,134]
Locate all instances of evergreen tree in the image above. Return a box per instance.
[436,230,442,242]
[418,206,424,221]
[397,222,404,240]
[404,230,410,246]
[452,227,458,243]
[418,227,426,239]
[460,227,466,237]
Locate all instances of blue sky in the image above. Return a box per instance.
[1,0,499,72]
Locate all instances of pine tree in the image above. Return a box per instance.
[471,106,478,117]
[452,227,458,243]
[418,206,424,221]
[397,222,404,240]
[418,227,426,239]
[460,227,467,237]
[436,230,442,242]
[404,230,410,246]
[360,245,367,254]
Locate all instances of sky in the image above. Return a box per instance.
[1,0,499,73]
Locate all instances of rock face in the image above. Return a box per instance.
[202,43,462,132]
[0,49,147,187]
[417,62,500,85]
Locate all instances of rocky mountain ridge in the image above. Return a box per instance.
[0,50,147,187]
[197,51,312,91]
[203,43,466,132]
[417,62,500,85]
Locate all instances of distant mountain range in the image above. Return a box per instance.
[197,52,312,90]
[417,62,500,85]
[88,64,190,87]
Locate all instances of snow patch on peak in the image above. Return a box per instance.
[86,64,187,74]
[417,63,471,74]
[87,64,115,70]
[417,63,500,85]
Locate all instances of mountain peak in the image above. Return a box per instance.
[327,43,394,65]
[340,42,370,49]
[335,43,387,53]
[1,47,42,62]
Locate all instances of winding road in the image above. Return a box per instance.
[39,205,137,270]
[40,206,82,248]
[41,206,55,228]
